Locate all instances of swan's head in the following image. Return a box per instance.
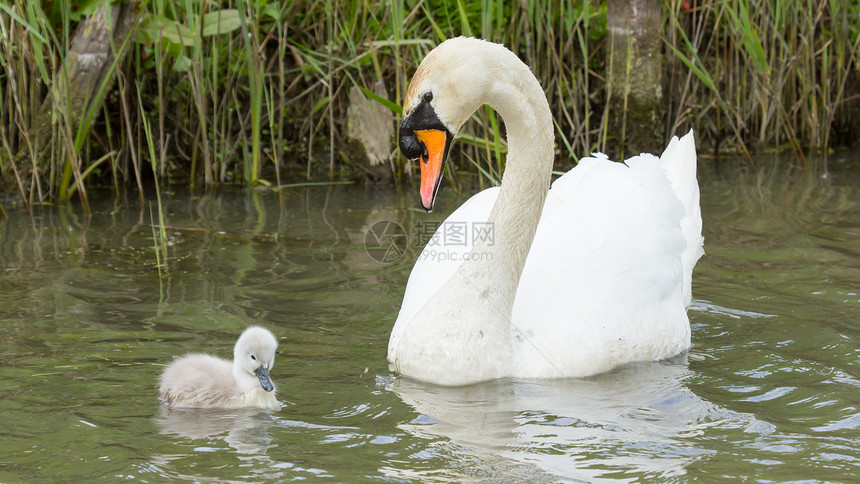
[233,326,278,392]
[400,37,507,211]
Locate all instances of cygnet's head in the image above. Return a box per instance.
[233,326,278,392]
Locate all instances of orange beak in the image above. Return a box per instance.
[415,129,448,211]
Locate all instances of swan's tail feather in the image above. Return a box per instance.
[660,129,704,308]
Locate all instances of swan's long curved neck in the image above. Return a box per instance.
[391,46,555,384]
[462,63,554,314]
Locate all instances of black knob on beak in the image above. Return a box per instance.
[399,125,423,161]
[399,98,445,162]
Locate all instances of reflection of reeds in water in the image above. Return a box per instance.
[695,154,860,323]
[702,155,860,236]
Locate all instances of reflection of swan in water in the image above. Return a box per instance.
[155,406,277,454]
[385,358,767,481]
[150,406,285,481]
[152,406,359,481]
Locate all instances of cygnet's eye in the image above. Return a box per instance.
[251,355,256,361]
[423,91,433,103]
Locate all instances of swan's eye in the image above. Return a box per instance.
[423,91,433,103]
[251,355,256,361]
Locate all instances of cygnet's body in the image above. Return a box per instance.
[158,326,279,410]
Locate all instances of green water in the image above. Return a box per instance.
[0,154,858,482]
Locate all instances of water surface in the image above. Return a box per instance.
[0,153,858,481]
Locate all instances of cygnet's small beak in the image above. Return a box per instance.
[255,366,274,392]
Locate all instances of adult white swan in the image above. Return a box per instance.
[389,37,703,386]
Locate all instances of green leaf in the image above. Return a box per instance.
[664,18,716,93]
[454,133,507,153]
[312,96,330,114]
[70,0,104,22]
[0,3,46,43]
[356,85,402,114]
[455,0,473,37]
[201,9,242,37]
[261,3,281,21]
[665,42,715,92]
[141,16,196,47]
[173,55,192,72]
[727,1,770,76]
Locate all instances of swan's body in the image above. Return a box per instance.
[158,326,280,410]
[389,38,703,385]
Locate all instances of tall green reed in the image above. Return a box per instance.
[137,82,168,274]
[664,0,858,158]
[0,1,138,207]
[1,0,857,206]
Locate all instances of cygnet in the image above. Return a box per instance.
[158,326,279,410]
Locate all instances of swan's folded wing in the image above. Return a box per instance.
[511,157,690,377]
[158,354,240,408]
